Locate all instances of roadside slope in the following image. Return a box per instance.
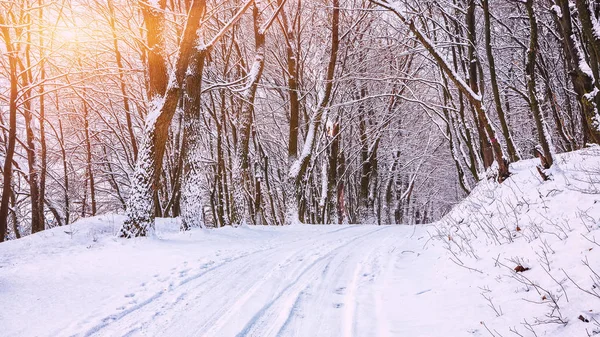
[432,146,600,336]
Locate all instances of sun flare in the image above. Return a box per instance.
[55,27,81,44]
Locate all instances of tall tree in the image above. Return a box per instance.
[0,12,19,242]
[482,0,520,162]
[525,0,553,168]
[121,0,213,237]
[287,0,340,223]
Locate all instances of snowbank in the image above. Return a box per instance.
[431,146,600,336]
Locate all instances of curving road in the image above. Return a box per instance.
[2,223,479,337]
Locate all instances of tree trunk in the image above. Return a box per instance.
[525,0,553,168]
[236,0,268,225]
[139,0,169,100]
[38,0,47,231]
[280,0,302,224]
[83,91,97,215]
[466,0,493,170]
[553,0,600,143]
[121,0,210,237]
[108,0,138,162]
[180,47,208,230]
[21,25,43,234]
[0,15,18,242]
[58,115,70,225]
[482,0,519,162]
[287,0,339,224]
[327,122,340,224]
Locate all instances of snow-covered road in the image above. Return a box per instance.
[87,226,398,337]
[1,220,482,337]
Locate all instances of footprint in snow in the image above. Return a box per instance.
[335,287,346,295]
[334,303,344,308]
[124,293,135,298]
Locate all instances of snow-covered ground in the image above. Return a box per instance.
[1,147,600,337]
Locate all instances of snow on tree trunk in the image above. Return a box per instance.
[180,0,254,228]
[553,0,600,144]
[286,0,339,225]
[180,48,207,231]
[120,0,207,237]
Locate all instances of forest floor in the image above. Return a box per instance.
[1,147,600,337]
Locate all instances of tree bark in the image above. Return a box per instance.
[83,89,97,215]
[525,0,553,168]
[180,0,256,229]
[180,40,208,231]
[21,22,43,234]
[139,0,169,100]
[287,0,339,224]
[236,0,268,225]
[466,0,493,170]
[0,14,18,242]
[482,0,520,162]
[121,0,210,237]
[326,122,340,224]
[109,0,138,162]
[553,0,600,143]
[38,0,47,231]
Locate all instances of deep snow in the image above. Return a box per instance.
[1,147,600,337]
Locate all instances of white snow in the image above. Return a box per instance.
[433,146,600,336]
[550,5,562,18]
[589,3,600,42]
[1,219,446,337]
[289,113,319,179]
[144,96,165,131]
[572,33,595,81]
[2,149,600,336]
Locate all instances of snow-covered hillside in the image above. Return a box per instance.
[1,148,599,337]
[429,146,600,336]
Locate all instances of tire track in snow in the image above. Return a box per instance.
[351,233,399,337]
[66,240,298,336]
[233,226,390,337]
[70,253,254,337]
[328,228,394,337]
[67,226,374,337]
[275,227,402,337]
[370,240,400,337]
[161,226,383,337]
[341,254,361,337]
[172,243,327,337]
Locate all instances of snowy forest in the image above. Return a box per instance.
[1,0,599,240]
[3,1,600,336]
